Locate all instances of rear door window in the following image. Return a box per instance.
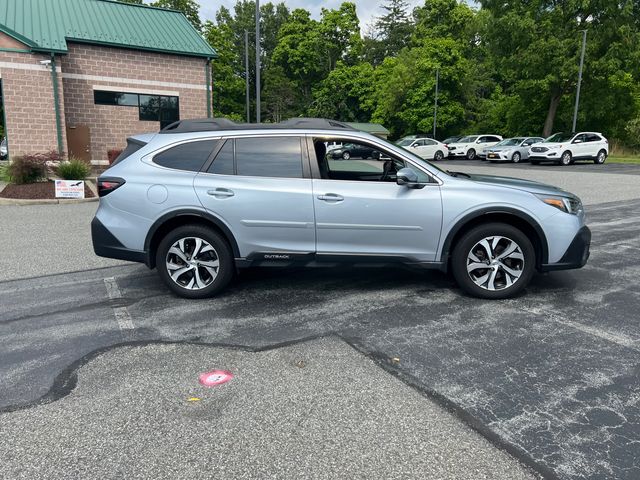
[154,140,217,172]
[236,137,303,178]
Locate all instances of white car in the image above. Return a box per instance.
[529,132,609,166]
[447,135,503,160]
[397,137,449,161]
[0,138,7,160]
[482,137,545,163]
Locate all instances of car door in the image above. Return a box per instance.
[411,139,430,159]
[584,134,603,158]
[572,134,589,159]
[309,136,443,262]
[194,135,316,258]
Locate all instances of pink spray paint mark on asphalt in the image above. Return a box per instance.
[199,370,234,387]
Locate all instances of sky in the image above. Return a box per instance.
[198,0,426,32]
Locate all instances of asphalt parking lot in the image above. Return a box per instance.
[1,161,640,479]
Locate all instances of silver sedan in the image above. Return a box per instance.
[482,137,545,163]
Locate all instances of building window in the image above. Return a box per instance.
[94,90,180,128]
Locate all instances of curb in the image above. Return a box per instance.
[0,180,99,206]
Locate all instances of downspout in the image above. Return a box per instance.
[49,53,63,155]
[205,59,212,118]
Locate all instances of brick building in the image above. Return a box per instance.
[0,0,216,165]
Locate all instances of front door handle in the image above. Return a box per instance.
[318,193,344,203]
[207,188,235,198]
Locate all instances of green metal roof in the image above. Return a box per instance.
[346,123,391,135]
[0,0,216,58]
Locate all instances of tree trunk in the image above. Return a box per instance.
[543,90,563,137]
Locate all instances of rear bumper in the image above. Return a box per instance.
[91,217,149,265]
[540,226,591,272]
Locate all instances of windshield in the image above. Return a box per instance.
[458,136,478,143]
[546,132,574,143]
[442,137,459,144]
[497,138,524,146]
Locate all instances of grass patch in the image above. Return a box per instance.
[607,156,640,165]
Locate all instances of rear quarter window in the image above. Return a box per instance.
[153,140,217,172]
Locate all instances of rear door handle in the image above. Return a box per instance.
[318,193,344,203]
[207,188,235,198]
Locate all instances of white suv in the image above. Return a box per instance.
[529,132,609,166]
[447,135,503,160]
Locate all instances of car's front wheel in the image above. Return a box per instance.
[342,151,351,160]
[467,149,476,160]
[560,151,572,166]
[451,223,535,299]
[512,152,521,163]
[156,225,234,299]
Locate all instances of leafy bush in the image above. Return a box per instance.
[6,155,48,184]
[56,159,91,180]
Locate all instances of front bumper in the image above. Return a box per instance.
[540,226,591,272]
[91,217,149,265]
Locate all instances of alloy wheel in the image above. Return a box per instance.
[512,152,521,163]
[165,237,220,290]
[342,152,351,160]
[561,152,571,165]
[466,236,525,291]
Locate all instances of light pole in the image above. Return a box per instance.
[572,30,587,132]
[255,0,261,123]
[433,69,439,139]
[245,30,250,123]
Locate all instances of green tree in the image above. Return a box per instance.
[151,0,202,31]
[310,62,376,121]
[374,0,413,58]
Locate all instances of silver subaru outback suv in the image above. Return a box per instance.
[92,118,591,300]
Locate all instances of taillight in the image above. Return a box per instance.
[98,177,126,197]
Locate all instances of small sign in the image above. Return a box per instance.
[55,180,85,199]
[199,370,233,387]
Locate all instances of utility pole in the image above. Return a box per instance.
[433,69,439,139]
[255,0,261,123]
[572,30,587,133]
[245,30,250,123]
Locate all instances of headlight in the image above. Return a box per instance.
[535,194,582,215]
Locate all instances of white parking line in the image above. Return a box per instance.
[104,277,134,331]
[523,306,639,351]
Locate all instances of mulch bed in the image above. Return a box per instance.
[0,181,95,199]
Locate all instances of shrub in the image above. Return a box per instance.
[0,163,10,183]
[56,159,91,180]
[6,155,48,184]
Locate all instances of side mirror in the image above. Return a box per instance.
[573,139,582,144]
[396,168,425,189]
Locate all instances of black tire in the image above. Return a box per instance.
[156,224,235,299]
[595,149,607,164]
[466,149,476,160]
[451,223,536,299]
[512,152,521,163]
[560,151,572,166]
[342,151,351,160]
[434,150,444,161]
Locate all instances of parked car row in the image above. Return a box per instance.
[397,132,609,166]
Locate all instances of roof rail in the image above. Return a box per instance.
[159,117,358,134]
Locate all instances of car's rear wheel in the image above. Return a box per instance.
[595,149,607,164]
[451,223,535,299]
[156,225,234,299]
[342,151,351,160]
[560,151,572,166]
[434,150,444,161]
[512,152,521,163]
[467,149,476,160]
